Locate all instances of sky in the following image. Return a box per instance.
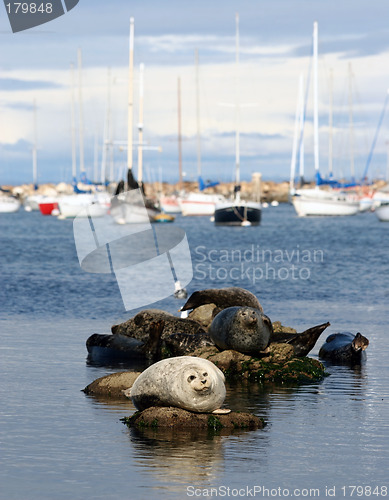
[1,0,389,186]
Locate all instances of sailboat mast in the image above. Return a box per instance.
[101,67,111,184]
[177,77,183,191]
[77,48,85,174]
[290,74,304,191]
[32,99,38,187]
[195,49,201,178]
[328,68,333,176]
[137,63,144,184]
[313,21,320,174]
[127,17,135,174]
[235,12,241,197]
[299,74,305,183]
[70,63,77,179]
[348,62,355,179]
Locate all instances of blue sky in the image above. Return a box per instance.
[1,0,389,185]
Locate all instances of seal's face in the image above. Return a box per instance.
[240,308,258,326]
[352,333,369,352]
[186,368,212,392]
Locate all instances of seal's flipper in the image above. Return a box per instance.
[212,408,231,415]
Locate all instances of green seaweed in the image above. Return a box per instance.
[207,415,224,430]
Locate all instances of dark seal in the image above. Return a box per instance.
[319,332,369,365]
[181,287,263,313]
[271,322,330,357]
[209,306,273,355]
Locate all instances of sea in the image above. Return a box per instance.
[1,205,388,500]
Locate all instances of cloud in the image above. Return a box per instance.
[0,77,63,91]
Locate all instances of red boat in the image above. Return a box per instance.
[39,200,59,216]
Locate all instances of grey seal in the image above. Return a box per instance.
[181,287,263,313]
[209,306,273,355]
[126,356,226,413]
[319,332,369,365]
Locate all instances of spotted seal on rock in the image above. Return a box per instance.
[125,356,226,413]
[181,287,263,314]
[319,332,369,365]
[209,306,273,355]
[164,332,215,356]
[111,309,205,341]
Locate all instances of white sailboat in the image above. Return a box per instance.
[110,20,161,224]
[291,22,359,217]
[179,50,226,217]
[214,13,261,226]
[0,194,21,213]
[375,202,389,222]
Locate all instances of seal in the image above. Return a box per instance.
[209,306,273,355]
[111,309,205,341]
[181,287,263,313]
[271,322,331,357]
[126,356,226,413]
[86,320,164,363]
[164,332,214,356]
[318,332,369,365]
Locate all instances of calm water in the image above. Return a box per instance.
[1,206,388,500]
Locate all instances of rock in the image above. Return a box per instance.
[122,406,264,430]
[272,321,297,334]
[83,371,141,398]
[263,343,295,364]
[188,304,217,330]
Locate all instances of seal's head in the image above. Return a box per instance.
[186,368,211,392]
[352,332,369,352]
[173,358,226,412]
[239,307,259,326]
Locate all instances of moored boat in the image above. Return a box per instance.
[0,195,21,213]
[214,199,261,226]
[292,188,360,217]
[375,202,389,222]
[180,192,225,216]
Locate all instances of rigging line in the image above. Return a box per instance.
[362,91,389,181]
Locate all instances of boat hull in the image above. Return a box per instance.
[214,202,261,226]
[110,192,160,224]
[179,193,226,216]
[375,203,389,222]
[58,201,108,218]
[160,196,181,214]
[0,197,21,213]
[292,190,360,217]
[39,201,59,216]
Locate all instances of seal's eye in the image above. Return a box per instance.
[188,375,196,382]
[203,372,208,377]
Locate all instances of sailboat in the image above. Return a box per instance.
[214,13,261,226]
[56,52,110,219]
[0,191,21,213]
[291,22,360,217]
[110,19,161,224]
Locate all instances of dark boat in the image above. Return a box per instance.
[214,196,261,226]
